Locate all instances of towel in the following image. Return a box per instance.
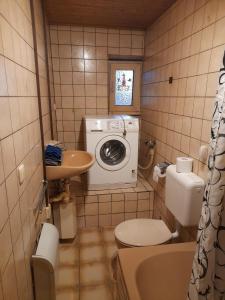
[45,145,62,166]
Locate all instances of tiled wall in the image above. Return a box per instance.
[0,0,51,299]
[140,0,225,240]
[49,25,145,149]
[70,175,154,228]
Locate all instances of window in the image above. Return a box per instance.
[109,62,142,114]
[115,70,134,106]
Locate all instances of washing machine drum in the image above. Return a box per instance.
[96,135,130,171]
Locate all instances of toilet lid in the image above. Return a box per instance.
[114,219,172,246]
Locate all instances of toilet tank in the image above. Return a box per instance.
[165,165,205,226]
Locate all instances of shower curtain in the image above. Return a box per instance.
[188,54,225,300]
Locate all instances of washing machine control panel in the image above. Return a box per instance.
[108,120,123,130]
[85,117,139,132]
[126,120,139,130]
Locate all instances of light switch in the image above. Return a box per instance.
[18,164,25,185]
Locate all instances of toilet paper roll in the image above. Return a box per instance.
[176,157,193,173]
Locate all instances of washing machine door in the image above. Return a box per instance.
[95,135,130,171]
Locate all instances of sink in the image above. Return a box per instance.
[46,150,95,180]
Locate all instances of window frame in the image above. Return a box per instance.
[109,61,142,114]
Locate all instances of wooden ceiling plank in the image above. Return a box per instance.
[45,0,176,29]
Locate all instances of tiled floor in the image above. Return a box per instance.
[56,227,118,300]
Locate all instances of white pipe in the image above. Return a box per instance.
[138,148,155,170]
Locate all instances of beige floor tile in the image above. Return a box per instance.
[59,245,79,266]
[57,266,79,288]
[80,262,108,285]
[80,285,113,300]
[102,228,115,243]
[80,245,104,263]
[79,230,101,245]
[56,288,79,300]
[56,228,117,300]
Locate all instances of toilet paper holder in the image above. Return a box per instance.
[153,162,171,183]
[156,162,171,175]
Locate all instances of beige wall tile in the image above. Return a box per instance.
[85,72,96,84]
[84,46,96,59]
[112,213,124,226]
[71,31,83,45]
[213,17,225,46]
[5,169,19,214]
[59,45,72,58]
[72,46,83,59]
[120,34,131,48]
[99,202,111,214]
[96,33,107,46]
[191,118,203,139]
[203,97,214,120]
[125,200,137,213]
[197,50,211,74]
[203,0,218,28]
[85,195,98,203]
[2,254,18,300]
[85,215,98,227]
[98,194,111,202]
[96,47,107,59]
[0,98,12,139]
[0,221,12,276]
[112,201,124,214]
[0,183,8,231]
[206,72,218,96]
[217,0,225,19]
[201,24,215,51]
[99,214,111,226]
[108,34,119,47]
[1,135,16,177]
[58,30,71,44]
[84,60,96,72]
[84,32,95,46]
[201,120,211,142]
[193,98,205,118]
[0,56,8,96]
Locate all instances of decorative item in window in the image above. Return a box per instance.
[109,62,142,114]
[115,70,134,106]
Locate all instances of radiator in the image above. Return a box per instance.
[32,223,59,300]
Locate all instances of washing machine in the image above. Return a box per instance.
[84,115,139,190]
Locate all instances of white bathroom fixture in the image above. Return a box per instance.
[85,115,139,190]
[114,165,205,248]
[166,165,205,226]
[32,223,59,300]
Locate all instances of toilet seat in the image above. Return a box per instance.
[114,219,172,247]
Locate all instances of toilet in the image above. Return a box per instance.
[114,165,205,248]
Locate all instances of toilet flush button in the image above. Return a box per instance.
[18,164,25,185]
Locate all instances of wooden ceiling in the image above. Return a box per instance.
[45,0,176,29]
